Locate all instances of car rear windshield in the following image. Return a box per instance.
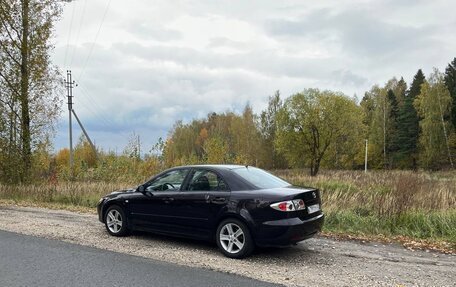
[232,167,290,189]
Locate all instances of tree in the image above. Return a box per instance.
[275,89,364,176]
[444,57,456,127]
[164,120,202,165]
[364,76,419,169]
[360,90,375,128]
[259,91,287,169]
[0,0,62,182]
[386,88,399,167]
[395,69,424,168]
[367,84,390,168]
[414,69,454,169]
[123,132,141,160]
[230,104,261,165]
[393,77,407,108]
[203,136,229,164]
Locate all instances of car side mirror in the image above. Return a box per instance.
[138,185,145,193]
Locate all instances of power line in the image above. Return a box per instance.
[77,84,116,127]
[74,92,109,127]
[77,84,134,140]
[77,86,115,130]
[76,83,142,147]
[63,1,77,68]
[78,0,112,81]
[69,0,88,67]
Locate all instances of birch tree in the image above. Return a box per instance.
[414,69,454,169]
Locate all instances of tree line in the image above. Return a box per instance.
[161,61,456,175]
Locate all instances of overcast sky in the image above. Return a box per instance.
[51,0,456,154]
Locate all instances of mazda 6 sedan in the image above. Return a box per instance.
[97,165,324,258]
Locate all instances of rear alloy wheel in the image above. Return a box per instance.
[216,219,254,259]
[104,206,128,236]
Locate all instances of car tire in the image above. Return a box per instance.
[104,205,129,237]
[216,218,254,259]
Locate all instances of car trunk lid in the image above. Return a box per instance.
[262,186,322,220]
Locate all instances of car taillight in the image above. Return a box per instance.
[270,199,305,212]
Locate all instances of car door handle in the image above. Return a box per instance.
[210,197,227,204]
[163,197,174,203]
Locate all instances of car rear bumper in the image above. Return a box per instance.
[254,213,324,247]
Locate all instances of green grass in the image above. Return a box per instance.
[323,210,456,244]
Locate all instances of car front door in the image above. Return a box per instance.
[128,168,190,234]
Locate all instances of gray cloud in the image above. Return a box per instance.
[207,37,249,50]
[51,0,456,153]
[111,42,340,80]
[265,8,432,57]
[330,70,368,87]
[125,19,183,42]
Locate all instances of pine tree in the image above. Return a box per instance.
[444,58,456,128]
[395,69,425,169]
[395,77,407,107]
[386,89,399,167]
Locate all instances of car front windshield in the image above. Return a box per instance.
[232,167,290,189]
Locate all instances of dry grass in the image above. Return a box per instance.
[276,169,456,214]
[276,169,456,248]
[0,169,455,249]
[0,181,135,208]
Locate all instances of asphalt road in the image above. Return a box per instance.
[0,205,455,287]
[0,230,280,287]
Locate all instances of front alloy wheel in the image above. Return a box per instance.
[216,219,253,258]
[104,206,128,236]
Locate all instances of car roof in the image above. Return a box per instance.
[174,164,248,170]
[151,164,260,191]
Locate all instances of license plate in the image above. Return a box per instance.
[307,204,320,214]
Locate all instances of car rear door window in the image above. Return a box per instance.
[232,167,290,189]
[187,170,228,191]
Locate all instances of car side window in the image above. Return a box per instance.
[187,170,228,191]
[146,169,189,192]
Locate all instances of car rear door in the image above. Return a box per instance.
[172,168,230,239]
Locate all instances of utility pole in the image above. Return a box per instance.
[64,70,75,172]
[364,139,368,173]
[64,70,97,173]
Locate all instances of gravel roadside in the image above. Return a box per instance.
[0,205,454,287]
